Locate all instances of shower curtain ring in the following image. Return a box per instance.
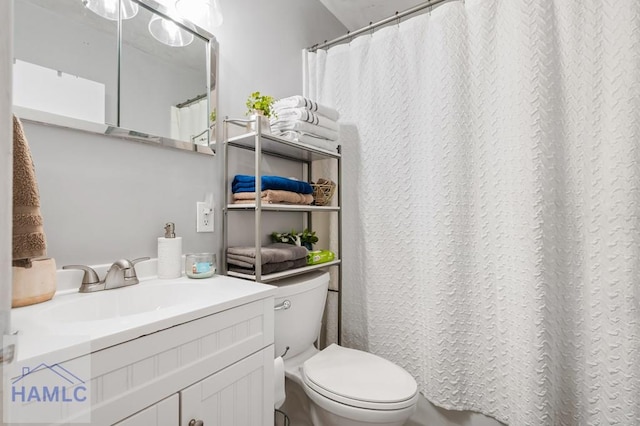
[395,11,400,27]
[370,22,374,37]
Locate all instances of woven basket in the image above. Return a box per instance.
[312,179,336,206]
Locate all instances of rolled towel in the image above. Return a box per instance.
[227,243,308,265]
[271,108,339,131]
[270,120,338,141]
[233,190,314,205]
[13,115,47,264]
[228,257,308,275]
[232,175,313,194]
[272,96,339,121]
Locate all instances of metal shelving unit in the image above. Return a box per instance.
[222,117,343,342]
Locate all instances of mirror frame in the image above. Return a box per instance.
[18,0,218,156]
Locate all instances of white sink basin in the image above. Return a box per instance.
[11,274,276,363]
[37,281,232,322]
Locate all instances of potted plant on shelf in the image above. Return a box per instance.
[271,228,318,250]
[245,91,275,132]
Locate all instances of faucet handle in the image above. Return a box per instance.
[109,257,149,270]
[62,265,100,284]
[124,257,150,279]
[108,257,150,280]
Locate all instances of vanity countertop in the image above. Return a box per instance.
[10,263,276,364]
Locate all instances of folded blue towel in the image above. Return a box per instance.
[232,175,313,194]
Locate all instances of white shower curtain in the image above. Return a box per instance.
[305,0,640,424]
[170,97,209,145]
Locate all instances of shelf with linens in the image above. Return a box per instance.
[222,117,342,285]
[227,203,339,212]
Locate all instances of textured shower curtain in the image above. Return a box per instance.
[305,0,640,424]
[170,97,208,145]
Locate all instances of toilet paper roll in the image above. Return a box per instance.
[274,356,286,409]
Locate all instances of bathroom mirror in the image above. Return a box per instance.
[13,0,218,154]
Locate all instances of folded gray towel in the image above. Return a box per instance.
[229,257,307,275]
[226,255,254,269]
[227,243,308,265]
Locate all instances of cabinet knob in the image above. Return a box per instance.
[274,299,291,311]
[189,420,204,426]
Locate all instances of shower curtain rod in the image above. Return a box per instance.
[176,93,207,108]
[308,0,452,52]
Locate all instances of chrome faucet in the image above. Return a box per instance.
[63,257,150,293]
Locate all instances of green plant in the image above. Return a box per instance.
[246,91,276,118]
[299,228,319,245]
[271,228,318,247]
[209,108,217,123]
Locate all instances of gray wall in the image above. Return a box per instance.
[25,122,216,266]
[17,0,346,267]
[214,0,346,117]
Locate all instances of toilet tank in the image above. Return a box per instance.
[272,271,330,360]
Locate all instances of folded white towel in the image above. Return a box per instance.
[273,96,339,121]
[271,108,339,132]
[273,130,340,152]
[270,120,338,141]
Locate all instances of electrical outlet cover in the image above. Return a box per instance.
[196,201,214,232]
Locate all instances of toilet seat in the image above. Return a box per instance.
[301,344,418,411]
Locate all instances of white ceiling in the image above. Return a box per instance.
[317,0,425,31]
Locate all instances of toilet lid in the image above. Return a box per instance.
[302,344,418,410]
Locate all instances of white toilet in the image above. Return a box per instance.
[273,271,418,426]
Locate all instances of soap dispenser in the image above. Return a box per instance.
[157,222,182,279]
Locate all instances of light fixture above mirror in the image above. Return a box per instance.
[175,0,223,29]
[82,0,139,21]
[83,0,223,48]
[148,14,194,47]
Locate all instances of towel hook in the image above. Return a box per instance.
[280,346,290,358]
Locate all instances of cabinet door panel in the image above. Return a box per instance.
[114,394,178,426]
[180,347,274,426]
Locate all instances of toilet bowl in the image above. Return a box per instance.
[273,271,418,426]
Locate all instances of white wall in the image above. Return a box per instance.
[13,0,346,268]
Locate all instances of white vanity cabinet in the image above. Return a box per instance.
[8,275,276,426]
[116,345,273,426]
[95,298,275,426]
[114,395,178,426]
[180,347,273,425]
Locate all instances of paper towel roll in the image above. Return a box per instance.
[274,356,286,409]
[157,237,182,279]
